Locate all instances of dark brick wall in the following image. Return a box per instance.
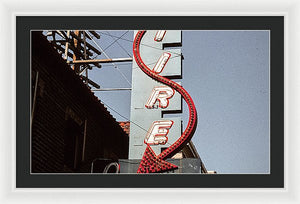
[31,32,128,173]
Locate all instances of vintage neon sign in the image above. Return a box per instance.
[133,30,198,173]
[145,86,175,109]
[144,120,174,145]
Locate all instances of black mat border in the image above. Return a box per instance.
[16,16,284,188]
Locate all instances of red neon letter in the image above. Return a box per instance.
[144,120,174,145]
[152,52,171,74]
[154,30,167,42]
[145,86,175,109]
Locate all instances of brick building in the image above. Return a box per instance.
[31,32,128,173]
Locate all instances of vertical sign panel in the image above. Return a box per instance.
[129,30,182,159]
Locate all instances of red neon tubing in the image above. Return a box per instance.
[133,30,198,160]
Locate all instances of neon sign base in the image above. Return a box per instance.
[137,145,178,173]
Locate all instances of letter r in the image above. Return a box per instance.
[145,86,175,109]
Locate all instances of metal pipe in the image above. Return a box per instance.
[67,57,132,64]
[90,158,111,173]
[103,162,119,173]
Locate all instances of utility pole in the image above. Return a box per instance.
[72,30,81,74]
[47,30,132,89]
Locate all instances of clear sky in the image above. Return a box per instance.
[88,30,270,174]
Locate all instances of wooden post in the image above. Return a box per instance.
[64,30,70,60]
[72,30,81,73]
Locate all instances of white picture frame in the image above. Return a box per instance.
[1,0,298,203]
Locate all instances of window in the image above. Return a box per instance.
[64,118,84,170]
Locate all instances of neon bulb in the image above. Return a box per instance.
[145,86,174,109]
[152,52,171,74]
[144,120,174,145]
[154,30,167,42]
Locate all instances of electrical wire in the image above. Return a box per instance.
[103,31,129,52]
[93,54,183,147]
[99,54,182,69]
[86,30,184,147]
[106,31,132,57]
[96,31,182,57]
[115,66,132,86]
[99,98,175,147]
[85,31,132,86]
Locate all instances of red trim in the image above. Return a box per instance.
[133,31,198,173]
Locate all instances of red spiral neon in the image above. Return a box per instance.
[133,31,198,173]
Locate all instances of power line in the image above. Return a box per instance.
[94,54,183,146]
[99,98,175,147]
[106,31,132,57]
[85,31,132,86]
[116,66,132,86]
[103,31,129,52]
[91,31,130,59]
[93,55,183,146]
[99,54,182,69]
[90,31,183,147]
[96,31,182,57]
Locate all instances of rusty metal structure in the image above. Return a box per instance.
[45,30,132,89]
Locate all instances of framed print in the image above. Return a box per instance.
[16,16,283,188]
[2,0,300,203]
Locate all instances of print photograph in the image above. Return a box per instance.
[17,16,284,188]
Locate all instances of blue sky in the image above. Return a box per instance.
[87,30,270,174]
